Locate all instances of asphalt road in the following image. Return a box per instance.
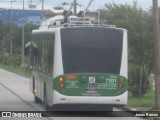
[0,68,146,120]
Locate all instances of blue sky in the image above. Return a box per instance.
[0,0,158,10]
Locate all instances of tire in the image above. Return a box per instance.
[33,77,41,103]
[32,77,35,94]
[34,95,41,103]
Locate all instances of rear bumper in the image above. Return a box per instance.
[53,90,128,105]
[51,104,115,111]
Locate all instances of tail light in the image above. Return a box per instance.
[118,77,124,89]
[59,76,65,88]
[118,84,123,88]
[119,77,124,82]
[60,83,65,88]
[59,76,64,82]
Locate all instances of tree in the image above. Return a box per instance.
[1,22,38,66]
[101,3,153,97]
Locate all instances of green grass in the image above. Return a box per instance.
[128,90,155,109]
[0,64,30,77]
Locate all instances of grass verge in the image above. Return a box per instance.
[128,90,155,110]
[0,64,30,77]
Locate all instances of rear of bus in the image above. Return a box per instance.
[52,27,128,111]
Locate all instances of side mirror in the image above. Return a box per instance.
[25,41,38,56]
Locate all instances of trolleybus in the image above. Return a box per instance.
[28,14,128,111]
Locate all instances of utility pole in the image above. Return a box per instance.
[21,0,25,67]
[153,0,160,109]
[42,0,44,11]
[0,8,5,63]
[2,9,5,63]
[42,0,44,20]
[10,1,13,58]
[74,0,77,15]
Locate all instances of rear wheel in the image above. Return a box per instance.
[33,77,41,103]
[34,95,41,103]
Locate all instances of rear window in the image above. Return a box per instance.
[61,27,123,74]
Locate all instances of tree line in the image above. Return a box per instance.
[0,22,38,67]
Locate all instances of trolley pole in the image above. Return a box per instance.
[153,0,160,109]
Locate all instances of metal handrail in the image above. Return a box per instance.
[68,17,92,25]
[63,22,115,28]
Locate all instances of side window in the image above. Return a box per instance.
[32,34,55,77]
[43,34,54,77]
[31,35,41,71]
[30,42,38,67]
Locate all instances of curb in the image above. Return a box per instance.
[122,106,137,111]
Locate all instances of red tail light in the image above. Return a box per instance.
[118,84,123,88]
[60,83,65,88]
